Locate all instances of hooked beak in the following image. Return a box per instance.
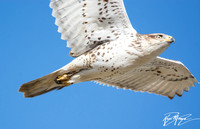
[165,36,175,43]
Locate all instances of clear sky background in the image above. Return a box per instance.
[0,0,200,129]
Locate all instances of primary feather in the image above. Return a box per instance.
[95,57,198,99]
[50,0,137,57]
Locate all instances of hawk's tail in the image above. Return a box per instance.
[19,70,72,98]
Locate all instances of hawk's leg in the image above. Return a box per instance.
[55,73,72,85]
[54,70,80,86]
[54,68,95,85]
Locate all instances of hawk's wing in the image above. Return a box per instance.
[96,57,198,99]
[50,0,137,57]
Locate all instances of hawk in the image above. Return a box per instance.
[19,0,198,99]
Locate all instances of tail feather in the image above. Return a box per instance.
[19,71,70,98]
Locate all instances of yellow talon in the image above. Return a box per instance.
[55,73,71,85]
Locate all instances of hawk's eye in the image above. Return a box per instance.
[156,35,163,39]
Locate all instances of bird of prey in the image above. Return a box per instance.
[19,0,198,99]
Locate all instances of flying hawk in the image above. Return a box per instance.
[19,0,198,99]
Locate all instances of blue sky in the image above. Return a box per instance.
[0,0,200,129]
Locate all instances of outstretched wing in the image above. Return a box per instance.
[96,57,198,99]
[50,0,137,57]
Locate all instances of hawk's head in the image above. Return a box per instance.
[145,33,175,44]
[139,33,175,56]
